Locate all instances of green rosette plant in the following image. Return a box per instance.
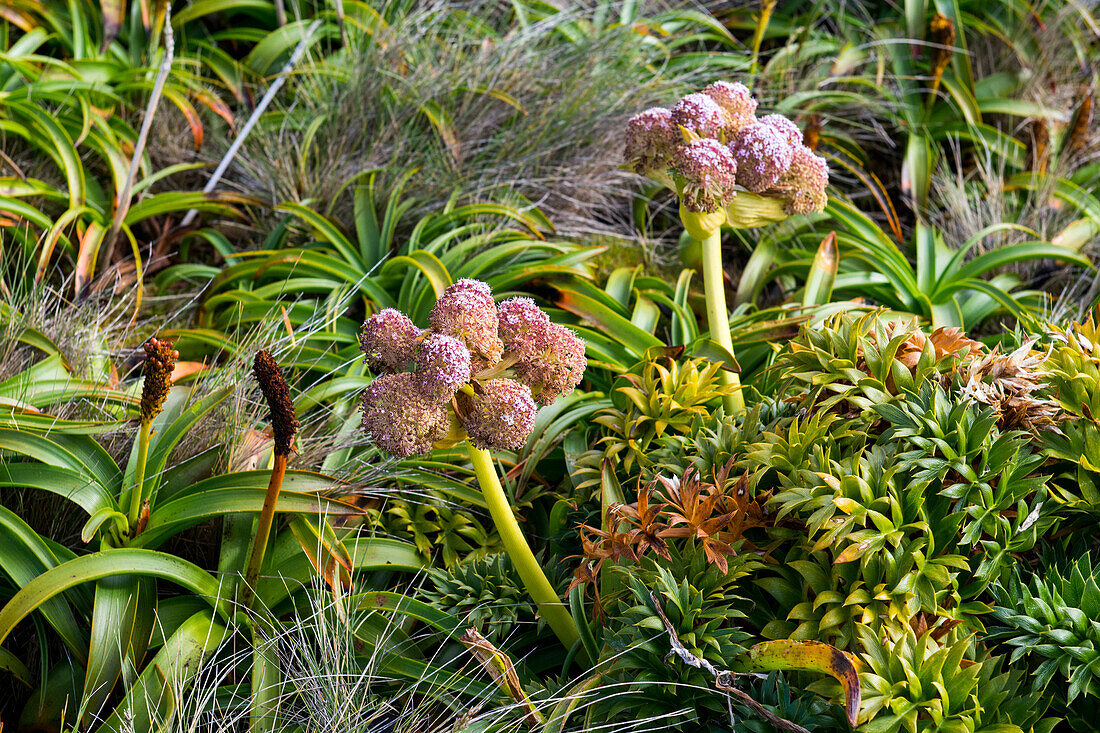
[624,81,830,416]
[358,278,587,651]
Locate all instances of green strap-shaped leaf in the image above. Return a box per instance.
[0,428,122,493]
[0,646,31,687]
[351,591,465,640]
[134,488,359,549]
[0,549,228,647]
[0,506,89,662]
[82,575,157,727]
[0,463,115,516]
[133,386,234,509]
[91,610,231,733]
[275,201,364,270]
[555,289,662,357]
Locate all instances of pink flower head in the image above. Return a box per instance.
[729,122,795,192]
[360,372,450,457]
[498,297,550,351]
[671,139,738,213]
[361,308,420,372]
[414,333,472,402]
[498,298,586,405]
[670,93,726,139]
[459,378,537,451]
[624,107,679,175]
[775,144,829,214]
[430,279,503,371]
[702,81,757,134]
[758,114,803,147]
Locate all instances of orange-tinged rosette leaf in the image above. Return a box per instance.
[100,0,125,50]
[745,639,860,726]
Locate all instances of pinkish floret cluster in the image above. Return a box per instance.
[671,139,739,213]
[775,145,830,214]
[360,308,420,372]
[415,333,472,402]
[360,281,587,457]
[623,81,830,217]
[624,107,679,176]
[729,122,795,192]
[430,279,505,371]
[670,93,727,139]
[360,373,450,457]
[459,379,538,451]
[758,114,803,147]
[498,297,587,405]
[702,81,756,134]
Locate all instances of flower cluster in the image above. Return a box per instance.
[623,80,829,221]
[140,337,178,422]
[359,280,587,457]
[253,350,301,456]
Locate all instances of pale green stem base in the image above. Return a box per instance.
[125,420,153,531]
[699,230,745,417]
[466,444,580,651]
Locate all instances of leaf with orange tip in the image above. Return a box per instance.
[74,221,107,299]
[100,0,125,50]
[745,639,861,726]
[169,361,207,383]
[191,90,235,129]
[160,88,204,149]
[0,5,35,31]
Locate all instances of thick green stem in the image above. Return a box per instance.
[699,230,745,416]
[241,454,288,610]
[466,443,580,651]
[125,420,153,530]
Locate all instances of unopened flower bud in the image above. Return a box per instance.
[361,309,420,372]
[702,81,757,134]
[672,139,738,214]
[361,372,450,458]
[670,93,727,139]
[253,350,300,456]
[775,144,830,215]
[458,379,536,451]
[414,333,472,403]
[430,279,504,371]
[140,337,178,423]
[624,107,679,176]
[729,122,795,192]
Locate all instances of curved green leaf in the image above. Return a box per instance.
[0,550,228,646]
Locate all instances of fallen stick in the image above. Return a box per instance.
[649,591,811,733]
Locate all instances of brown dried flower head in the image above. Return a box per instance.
[253,350,300,456]
[140,337,178,423]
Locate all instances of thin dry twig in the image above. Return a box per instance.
[178,19,323,229]
[109,4,174,245]
[649,591,811,733]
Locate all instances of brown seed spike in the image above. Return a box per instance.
[140,337,177,423]
[253,350,299,456]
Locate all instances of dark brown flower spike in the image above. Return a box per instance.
[253,350,299,456]
[140,337,178,423]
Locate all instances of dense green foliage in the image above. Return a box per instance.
[1,0,1099,731]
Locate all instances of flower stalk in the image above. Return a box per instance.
[124,338,177,535]
[466,442,580,651]
[699,230,744,416]
[242,350,299,610]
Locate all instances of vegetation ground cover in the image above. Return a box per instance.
[1,0,1099,731]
